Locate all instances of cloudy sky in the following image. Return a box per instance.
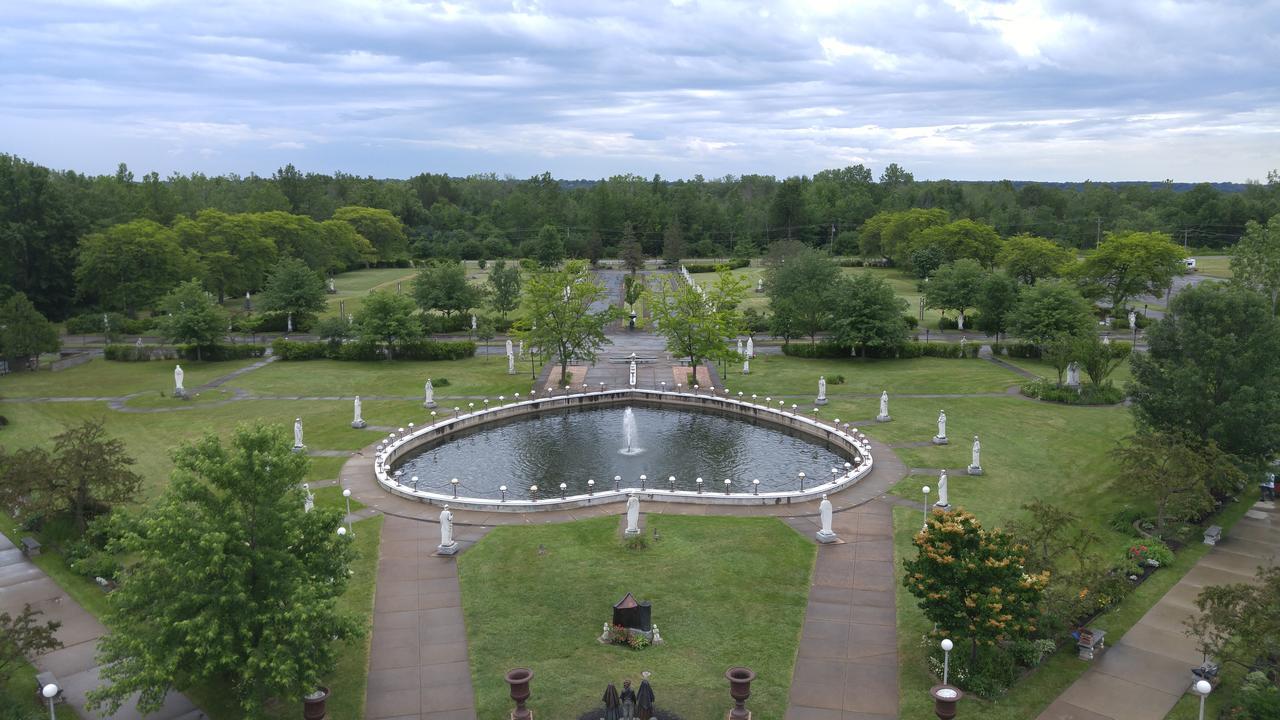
[2,0,1277,181]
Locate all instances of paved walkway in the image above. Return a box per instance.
[1037,498,1279,720]
[0,535,204,720]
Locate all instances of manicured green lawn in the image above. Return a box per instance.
[232,358,532,399]
[313,485,366,513]
[458,515,814,719]
[0,357,260,398]
[724,354,1022,397]
[1,657,79,719]
[320,268,420,318]
[1192,255,1232,280]
[999,355,1135,386]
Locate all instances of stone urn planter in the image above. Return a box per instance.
[303,687,329,720]
[506,667,534,720]
[725,666,755,720]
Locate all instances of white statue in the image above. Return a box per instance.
[1103,334,1111,345]
[956,313,965,330]
[287,312,293,333]
[302,483,315,513]
[173,364,185,393]
[1066,362,1081,387]
[933,410,948,444]
[328,277,336,292]
[756,278,764,292]
[518,339,524,357]
[935,470,950,508]
[742,359,750,375]
[651,624,663,644]
[508,350,516,375]
[1128,310,1136,329]
[293,417,305,449]
[352,396,366,428]
[424,379,436,408]
[624,494,640,536]
[629,360,637,387]
[877,391,891,422]
[816,494,837,543]
[506,338,513,357]
[968,435,983,475]
[135,337,143,348]
[470,314,477,331]
[437,505,458,554]
[736,338,744,357]
[816,376,828,405]
[746,337,754,358]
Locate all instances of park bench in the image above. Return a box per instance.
[34,671,64,703]
[1203,525,1223,546]
[1076,628,1106,660]
[19,537,41,557]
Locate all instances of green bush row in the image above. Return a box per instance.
[272,338,476,361]
[781,340,982,359]
[682,259,750,273]
[104,343,266,362]
[989,342,1042,359]
[65,312,153,335]
[1020,379,1125,405]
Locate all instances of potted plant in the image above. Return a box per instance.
[303,687,329,720]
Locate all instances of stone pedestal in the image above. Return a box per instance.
[173,388,189,399]
[931,435,948,445]
[292,444,307,454]
[351,420,367,429]
[624,527,641,537]
[815,397,828,406]
[876,413,891,422]
[424,401,437,409]
[437,541,459,556]
[967,464,983,476]
[815,530,839,544]
[933,501,952,511]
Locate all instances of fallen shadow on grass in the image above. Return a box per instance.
[576,709,684,720]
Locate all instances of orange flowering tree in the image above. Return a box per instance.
[903,508,1048,665]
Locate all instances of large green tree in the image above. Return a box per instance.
[412,261,483,318]
[765,247,840,345]
[1186,566,1280,683]
[903,508,1047,666]
[1230,213,1280,315]
[89,423,358,717]
[353,291,421,359]
[998,233,1075,285]
[1006,280,1094,345]
[0,154,85,319]
[829,272,909,355]
[257,257,327,328]
[1076,231,1185,313]
[1113,432,1242,532]
[154,280,227,359]
[619,225,645,273]
[486,259,522,319]
[75,219,197,315]
[973,271,1022,340]
[515,261,616,382]
[532,224,565,269]
[647,267,745,371]
[0,419,142,534]
[1129,283,1280,463]
[912,219,1003,268]
[332,205,408,261]
[924,259,986,329]
[0,292,60,370]
[0,604,62,687]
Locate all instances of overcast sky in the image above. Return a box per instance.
[3,0,1278,182]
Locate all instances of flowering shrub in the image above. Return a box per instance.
[1127,541,1174,568]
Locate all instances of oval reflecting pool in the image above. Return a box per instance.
[391,405,852,499]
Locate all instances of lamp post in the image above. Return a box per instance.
[696,477,703,494]
[798,472,806,491]
[500,485,507,502]
[559,482,567,499]
[1187,676,1208,712]
[669,475,676,492]
[614,475,621,492]
[941,638,953,685]
[587,479,595,495]
[752,479,760,495]
[724,478,731,494]
[639,474,647,491]
[529,484,538,501]
[451,477,459,498]
[42,683,57,720]
[337,527,347,537]
[342,488,353,535]
[922,486,931,529]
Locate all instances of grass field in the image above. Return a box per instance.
[1192,255,1232,280]
[726,353,1022,396]
[458,514,814,720]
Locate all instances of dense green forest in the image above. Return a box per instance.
[3,153,1278,320]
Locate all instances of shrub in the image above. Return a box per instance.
[835,257,865,267]
[104,343,263,362]
[937,315,980,331]
[829,374,845,385]
[421,313,473,334]
[65,312,152,336]
[1235,671,1280,719]
[1108,505,1146,534]
[272,338,475,362]
[923,638,1021,698]
[1020,379,1124,405]
[1127,540,1175,568]
[682,259,749,273]
[1003,342,1042,359]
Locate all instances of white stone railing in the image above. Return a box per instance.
[372,388,874,512]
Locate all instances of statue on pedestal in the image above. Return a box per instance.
[437,505,458,555]
[816,376,828,405]
[173,364,186,398]
[424,379,437,408]
[293,417,305,451]
[352,396,367,429]
[816,494,838,543]
[877,390,891,422]
[932,410,948,445]
[968,435,984,476]
[624,495,640,536]
[935,470,951,509]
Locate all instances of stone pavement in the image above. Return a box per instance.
[1037,498,1279,720]
[0,535,204,720]
[782,500,900,720]
[366,515,489,720]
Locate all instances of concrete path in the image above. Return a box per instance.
[1037,498,1279,720]
[0,535,204,720]
[365,515,489,720]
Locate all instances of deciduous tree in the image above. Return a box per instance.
[1112,432,1240,532]
[1006,280,1094,345]
[0,292,60,370]
[516,261,616,382]
[332,205,408,262]
[75,219,196,315]
[486,259,522,319]
[89,423,359,716]
[412,261,483,318]
[1230,213,1280,315]
[354,291,421,359]
[257,257,327,327]
[999,233,1075,285]
[647,267,745,371]
[924,259,986,329]
[829,272,909,355]
[154,279,227,360]
[1076,231,1185,313]
[0,604,62,686]
[765,248,840,345]
[532,224,565,269]
[1185,566,1280,681]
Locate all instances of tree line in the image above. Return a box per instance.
[5,153,1280,321]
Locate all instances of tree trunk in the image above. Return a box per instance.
[970,637,979,668]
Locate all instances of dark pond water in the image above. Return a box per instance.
[392,405,852,499]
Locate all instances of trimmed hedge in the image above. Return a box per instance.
[272,338,476,361]
[781,340,981,360]
[104,343,266,362]
[66,312,153,336]
[683,259,750,273]
[989,342,1042,359]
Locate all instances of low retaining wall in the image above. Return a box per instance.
[372,388,875,512]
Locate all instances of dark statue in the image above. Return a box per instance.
[601,683,621,720]
[636,678,655,719]
[620,680,637,720]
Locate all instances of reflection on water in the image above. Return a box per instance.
[393,405,850,499]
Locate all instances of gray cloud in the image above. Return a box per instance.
[1,0,1277,181]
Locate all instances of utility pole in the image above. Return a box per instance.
[1183,228,1189,250]
[1095,217,1102,248]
